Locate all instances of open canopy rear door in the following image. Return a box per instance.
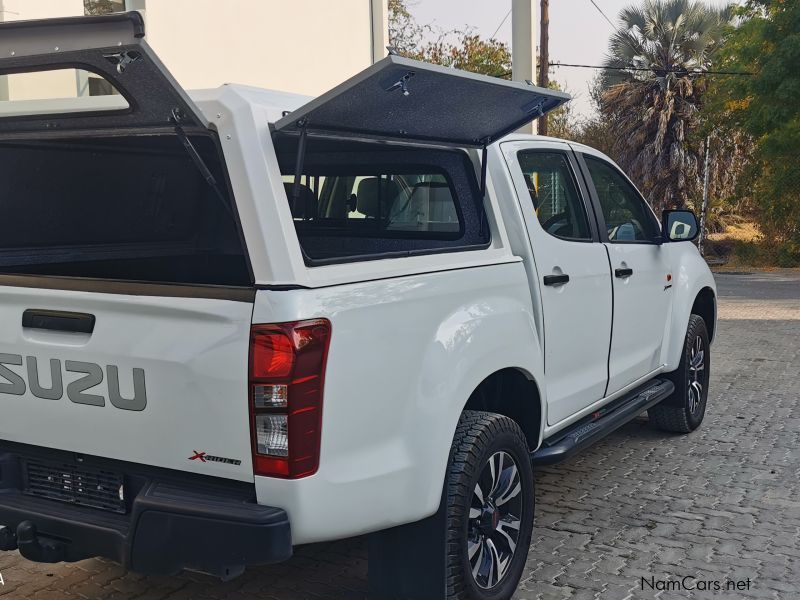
[274,55,570,147]
[0,12,206,135]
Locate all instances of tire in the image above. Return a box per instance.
[649,314,710,433]
[445,411,534,600]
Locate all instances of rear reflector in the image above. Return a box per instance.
[249,319,331,479]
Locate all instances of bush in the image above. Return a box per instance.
[776,242,800,268]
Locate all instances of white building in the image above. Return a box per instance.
[0,0,389,101]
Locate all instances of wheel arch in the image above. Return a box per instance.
[691,286,717,343]
[663,245,717,372]
[463,367,544,451]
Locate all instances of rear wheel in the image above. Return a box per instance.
[446,411,534,599]
[649,314,710,433]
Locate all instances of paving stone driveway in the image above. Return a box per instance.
[1,271,798,600]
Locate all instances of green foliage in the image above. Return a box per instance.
[83,0,117,15]
[409,33,512,79]
[706,0,800,255]
[389,0,511,79]
[388,0,425,58]
[597,0,733,215]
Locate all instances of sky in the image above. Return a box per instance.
[407,0,733,119]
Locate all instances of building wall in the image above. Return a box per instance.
[0,0,379,100]
[0,0,86,100]
[143,0,374,96]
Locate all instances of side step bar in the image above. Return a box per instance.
[532,378,675,466]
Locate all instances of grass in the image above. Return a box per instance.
[703,220,800,269]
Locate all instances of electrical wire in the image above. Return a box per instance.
[588,0,616,29]
[491,8,512,40]
[549,62,755,76]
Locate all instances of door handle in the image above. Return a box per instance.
[22,310,96,334]
[543,274,570,286]
[615,267,633,278]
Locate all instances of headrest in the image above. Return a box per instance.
[356,177,401,218]
[283,182,317,219]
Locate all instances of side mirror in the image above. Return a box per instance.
[662,209,699,242]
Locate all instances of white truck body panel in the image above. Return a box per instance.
[249,260,544,543]
[0,285,255,481]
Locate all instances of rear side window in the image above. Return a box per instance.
[277,139,489,264]
[517,151,592,241]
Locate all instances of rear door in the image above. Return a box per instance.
[502,141,612,425]
[0,13,255,481]
[576,151,672,394]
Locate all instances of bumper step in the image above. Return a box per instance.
[532,378,675,466]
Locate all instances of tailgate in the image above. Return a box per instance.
[0,283,255,482]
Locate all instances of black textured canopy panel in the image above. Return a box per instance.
[0,12,207,135]
[275,55,570,148]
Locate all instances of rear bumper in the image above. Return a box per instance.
[0,445,292,579]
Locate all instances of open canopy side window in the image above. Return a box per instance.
[274,55,570,148]
[0,12,207,136]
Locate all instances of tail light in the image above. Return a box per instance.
[249,319,331,478]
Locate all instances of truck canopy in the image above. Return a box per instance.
[0,13,249,288]
[274,54,570,148]
[0,12,206,135]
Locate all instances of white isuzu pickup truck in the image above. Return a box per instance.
[0,13,716,600]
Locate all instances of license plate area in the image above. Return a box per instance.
[22,458,126,514]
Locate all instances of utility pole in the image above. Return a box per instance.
[538,0,549,136]
[512,0,536,134]
[698,135,711,256]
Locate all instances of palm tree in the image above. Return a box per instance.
[599,0,732,214]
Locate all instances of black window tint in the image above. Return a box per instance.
[517,151,591,241]
[285,172,460,235]
[276,139,488,264]
[584,156,659,242]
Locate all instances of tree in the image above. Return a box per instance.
[388,0,426,57]
[705,0,800,264]
[389,0,511,79]
[598,0,733,214]
[83,0,118,15]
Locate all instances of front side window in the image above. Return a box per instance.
[517,151,591,241]
[584,156,660,242]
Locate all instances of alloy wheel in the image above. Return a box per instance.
[467,451,524,589]
[688,335,705,414]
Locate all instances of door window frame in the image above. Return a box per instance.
[575,152,663,245]
[515,148,601,244]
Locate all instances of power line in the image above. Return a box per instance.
[491,9,512,40]
[550,61,755,76]
[588,0,616,29]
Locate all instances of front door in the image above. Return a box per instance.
[503,142,612,425]
[577,151,672,394]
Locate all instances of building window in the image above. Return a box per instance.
[84,0,126,16]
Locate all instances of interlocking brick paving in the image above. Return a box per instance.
[1,271,798,599]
